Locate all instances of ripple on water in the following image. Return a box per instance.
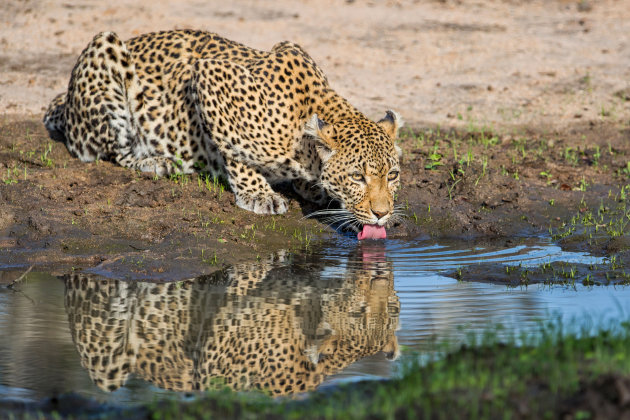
[0,238,626,404]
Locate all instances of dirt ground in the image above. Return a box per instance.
[1,0,630,279]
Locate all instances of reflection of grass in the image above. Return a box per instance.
[139,317,630,420]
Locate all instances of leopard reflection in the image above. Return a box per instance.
[64,246,399,396]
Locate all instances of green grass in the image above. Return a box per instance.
[552,185,630,243]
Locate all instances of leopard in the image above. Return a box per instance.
[43,29,403,233]
[63,247,400,396]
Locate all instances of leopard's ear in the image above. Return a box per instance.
[305,113,337,162]
[377,110,404,139]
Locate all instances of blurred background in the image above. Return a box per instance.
[1,0,629,130]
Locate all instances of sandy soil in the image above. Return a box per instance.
[2,0,630,128]
[1,0,630,279]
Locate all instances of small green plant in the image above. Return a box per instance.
[2,167,18,185]
[40,143,54,167]
[563,147,579,166]
[174,154,184,170]
[620,185,628,201]
[447,178,461,200]
[425,152,443,170]
[201,249,219,265]
[539,171,553,184]
[578,176,589,192]
[512,137,528,159]
[448,168,459,181]
[592,145,601,166]
[474,156,488,186]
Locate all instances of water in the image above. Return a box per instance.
[0,237,627,404]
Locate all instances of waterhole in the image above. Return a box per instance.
[1,238,627,404]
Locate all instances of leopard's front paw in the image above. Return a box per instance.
[235,191,288,215]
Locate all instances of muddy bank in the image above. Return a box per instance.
[398,120,629,238]
[1,115,629,279]
[0,117,333,280]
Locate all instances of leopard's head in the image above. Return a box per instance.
[305,111,403,237]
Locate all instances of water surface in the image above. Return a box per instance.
[1,237,627,404]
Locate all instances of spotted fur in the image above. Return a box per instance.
[64,251,400,395]
[44,30,403,223]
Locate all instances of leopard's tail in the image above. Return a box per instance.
[43,92,66,134]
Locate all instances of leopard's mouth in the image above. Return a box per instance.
[352,211,392,228]
[308,199,390,239]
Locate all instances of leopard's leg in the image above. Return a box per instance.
[191,59,311,214]
[64,274,136,392]
[224,157,288,215]
[62,31,178,175]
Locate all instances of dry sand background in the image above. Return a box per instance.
[1,0,629,130]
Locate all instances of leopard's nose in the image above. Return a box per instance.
[371,209,388,219]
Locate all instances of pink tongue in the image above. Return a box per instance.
[357,224,387,240]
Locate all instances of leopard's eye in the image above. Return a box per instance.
[350,172,365,183]
[387,171,399,181]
